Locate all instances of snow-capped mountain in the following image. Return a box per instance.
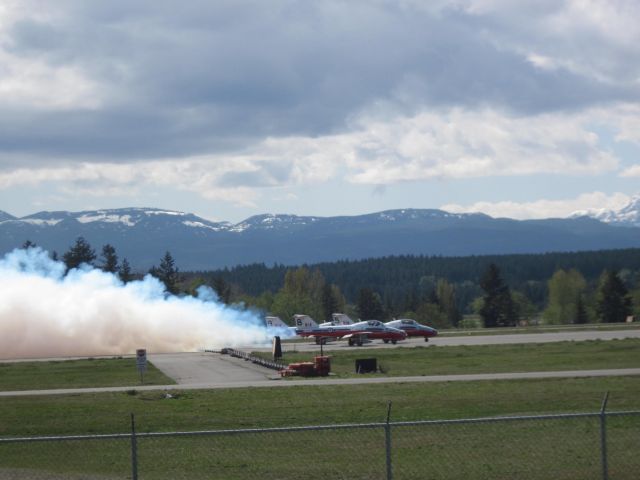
[17,208,230,230]
[573,195,640,227]
[1,207,640,270]
[0,210,15,222]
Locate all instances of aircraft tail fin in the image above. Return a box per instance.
[293,314,318,329]
[265,316,289,328]
[331,313,353,325]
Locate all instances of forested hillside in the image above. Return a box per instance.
[197,248,640,303]
[44,237,640,329]
[190,248,640,327]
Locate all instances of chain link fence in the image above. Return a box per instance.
[1,409,639,479]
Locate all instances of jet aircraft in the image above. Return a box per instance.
[385,319,438,342]
[292,314,407,346]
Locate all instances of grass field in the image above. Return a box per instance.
[1,375,638,436]
[437,322,640,337]
[1,377,639,479]
[256,338,640,377]
[2,339,639,479]
[0,357,174,391]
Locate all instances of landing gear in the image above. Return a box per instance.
[424,337,430,342]
[383,339,389,344]
[348,338,354,346]
[391,339,397,344]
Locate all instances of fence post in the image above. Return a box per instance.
[131,413,139,480]
[385,401,393,480]
[600,392,609,480]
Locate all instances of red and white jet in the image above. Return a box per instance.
[385,319,438,342]
[292,314,407,346]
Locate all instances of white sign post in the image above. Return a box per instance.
[136,349,147,384]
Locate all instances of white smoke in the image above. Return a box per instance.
[0,248,290,359]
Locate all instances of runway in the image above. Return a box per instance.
[2,328,639,397]
[253,328,640,353]
[1,366,639,397]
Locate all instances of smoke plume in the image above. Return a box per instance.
[0,248,290,359]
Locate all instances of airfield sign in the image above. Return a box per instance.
[136,348,147,383]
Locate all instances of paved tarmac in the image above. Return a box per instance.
[2,329,639,398]
[261,328,640,352]
[149,352,273,384]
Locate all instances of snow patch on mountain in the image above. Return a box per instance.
[21,218,63,226]
[573,194,640,227]
[182,220,228,231]
[144,210,186,217]
[230,214,320,232]
[77,213,136,227]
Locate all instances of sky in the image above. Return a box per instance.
[0,0,639,223]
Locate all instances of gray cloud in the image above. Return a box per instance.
[0,0,638,172]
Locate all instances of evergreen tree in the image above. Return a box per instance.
[62,237,96,272]
[402,287,419,313]
[119,258,133,284]
[212,276,232,304]
[357,288,385,320]
[575,294,589,324]
[321,283,339,320]
[479,263,516,327]
[100,244,119,274]
[631,287,640,320]
[596,270,632,323]
[150,251,181,295]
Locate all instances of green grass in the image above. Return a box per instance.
[1,376,639,436]
[1,377,639,479]
[438,322,640,337]
[259,338,640,377]
[2,339,639,478]
[0,358,174,391]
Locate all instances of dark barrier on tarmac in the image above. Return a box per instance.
[211,348,287,371]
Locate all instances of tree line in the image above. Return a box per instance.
[193,250,640,328]
[24,238,640,328]
[22,237,179,295]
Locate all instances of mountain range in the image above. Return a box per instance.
[1,196,640,270]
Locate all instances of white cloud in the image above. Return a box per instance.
[0,105,631,206]
[610,104,640,145]
[620,165,640,177]
[0,51,102,110]
[344,108,618,184]
[462,0,640,85]
[441,192,631,219]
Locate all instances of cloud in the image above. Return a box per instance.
[620,165,640,178]
[441,191,631,219]
[460,0,640,85]
[0,106,628,204]
[0,0,638,166]
[0,0,638,214]
[344,107,618,183]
